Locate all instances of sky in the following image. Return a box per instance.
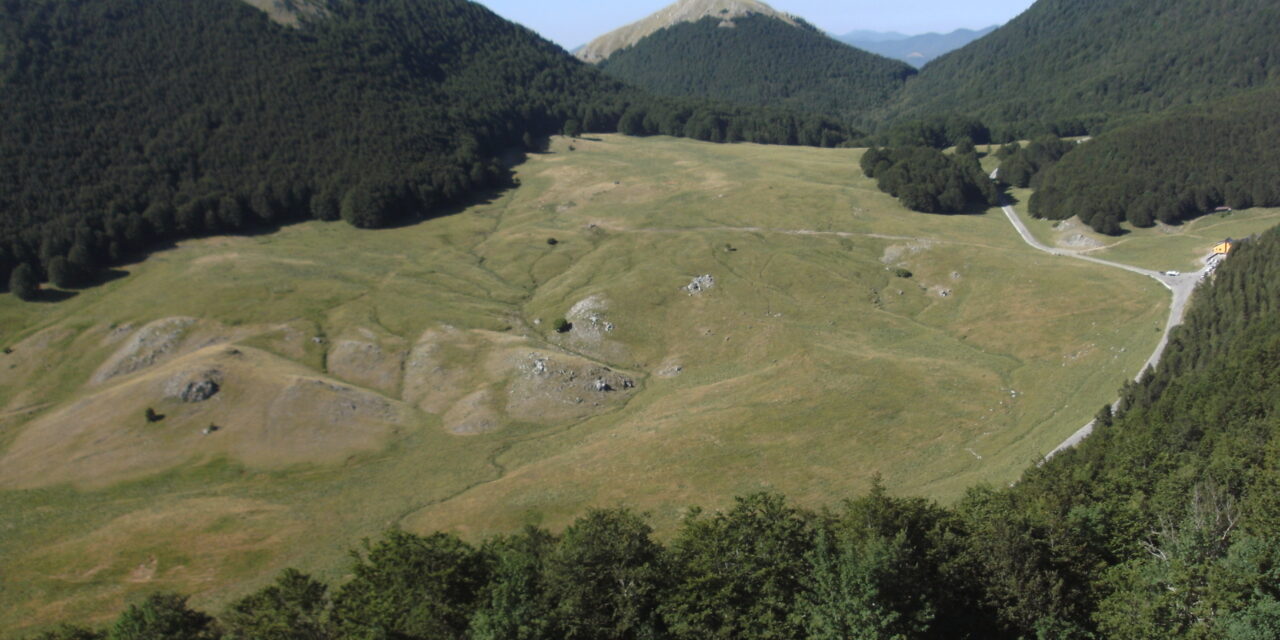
[474,0,1037,50]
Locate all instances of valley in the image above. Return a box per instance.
[5,134,1262,631]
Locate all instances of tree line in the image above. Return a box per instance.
[29,224,1280,639]
[861,145,1001,214]
[1028,87,1280,234]
[0,0,857,299]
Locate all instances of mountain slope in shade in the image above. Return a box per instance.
[576,0,798,63]
[890,0,1280,135]
[841,26,996,67]
[597,13,915,120]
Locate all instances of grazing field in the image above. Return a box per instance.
[1005,187,1280,271]
[0,135,1179,632]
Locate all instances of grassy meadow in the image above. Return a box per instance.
[0,135,1210,632]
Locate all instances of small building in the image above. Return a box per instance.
[1213,239,1234,255]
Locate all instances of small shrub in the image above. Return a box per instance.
[553,318,572,333]
[893,268,913,278]
[145,408,163,423]
[547,238,559,246]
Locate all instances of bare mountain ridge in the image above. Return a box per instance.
[576,0,799,63]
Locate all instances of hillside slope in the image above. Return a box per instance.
[598,14,916,120]
[0,0,857,297]
[0,0,625,292]
[1030,87,1280,233]
[890,0,1280,135]
[575,0,798,63]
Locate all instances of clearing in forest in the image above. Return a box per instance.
[6,135,1247,633]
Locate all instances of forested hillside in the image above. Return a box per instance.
[1029,87,1280,233]
[39,228,1280,638]
[0,0,854,297]
[598,15,916,121]
[890,0,1280,137]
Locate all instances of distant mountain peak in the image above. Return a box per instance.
[576,0,799,63]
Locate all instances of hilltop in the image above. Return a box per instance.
[593,9,915,121]
[575,0,799,63]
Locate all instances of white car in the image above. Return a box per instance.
[1164,270,1181,276]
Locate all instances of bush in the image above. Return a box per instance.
[553,318,572,333]
[47,256,78,289]
[893,268,913,278]
[9,263,38,300]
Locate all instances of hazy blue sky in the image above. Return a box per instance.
[474,1,1037,50]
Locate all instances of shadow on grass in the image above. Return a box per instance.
[64,268,130,290]
[33,288,78,303]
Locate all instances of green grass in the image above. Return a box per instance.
[0,135,1184,633]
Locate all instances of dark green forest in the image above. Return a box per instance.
[861,146,1001,214]
[995,136,1076,189]
[1028,88,1280,234]
[888,0,1280,138]
[35,226,1280,639]
[0,0,855,298]
[597,15,916,123]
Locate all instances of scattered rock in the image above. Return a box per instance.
[94,317,198,384]
[657,364,683,378]
[1060,233,1104,250]
[165,368,224,403]
[202,425,220,435]
[685,274,715,295]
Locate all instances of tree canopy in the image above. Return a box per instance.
[1028,88,1280,233]
[861,147,1002,214]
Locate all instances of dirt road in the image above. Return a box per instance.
[995,201,1208,461]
